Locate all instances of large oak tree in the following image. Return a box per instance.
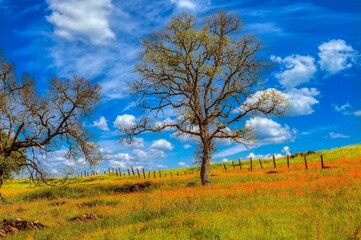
[125,12,288,186]
[0,51,101,189]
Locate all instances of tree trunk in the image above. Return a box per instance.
[200,141,211,186]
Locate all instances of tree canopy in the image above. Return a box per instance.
[125,12,288,186]
[0,50,101,188]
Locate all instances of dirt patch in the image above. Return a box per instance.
[187,182,197,187]
[79,202,98,208]
[114,182,152,193]
[1,218,45,238]
[67,213,99,222]
[50,201,66,207]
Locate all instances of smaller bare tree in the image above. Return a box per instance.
[123,12,288,186]
[0,50,102,191]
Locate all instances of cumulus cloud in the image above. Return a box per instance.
[271,54,317,89]
[247,152,283,159]
[133,149,166,159]
[92,116,109,131]
[282,146,291,155]
[46,0,115,44]
[284,88,320,116]
[171,125,200,143]
[121,137,145,149]
[150,139,174,150]
[178,161,189,167]
[156,164,168,169]
[245,117,294,144]
[328,132,350,139]
[234,88,287,115]
[318,39,358,75]
[237,87,319,117]
[155,117,175,131]
[113,114,136,129]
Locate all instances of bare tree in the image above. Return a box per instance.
[125,12,288,186]
[0,50,102,189]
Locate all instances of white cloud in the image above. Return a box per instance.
[213,144,249,159]
[235,88,287,115]
[328,132,350,139]
[92,116,109,131]
[284,88,320,116]
[170,0,210,10]
[171,0,196,9]
[236,87,319,117]
[113,114,136,129]
[156,164,168,169]
[121,137,145,149]
[247,152,283,159]
[133,149,166,159]
[334,103,352,115]
[333,103,361,116]
[221,158,229,162]
[171,125,200,143]
[155,117,175,131]
[46,0,115,45]
[354,110,361,116]
[178,161,189,167]
[109,160,127,169]
[271,54,317,89]
[318,39,358,75]
[183,144,192,149]
[282,146,291,155]
[150,139,174,150]
[245,117,294,144]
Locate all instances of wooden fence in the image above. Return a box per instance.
[77,154,327,178]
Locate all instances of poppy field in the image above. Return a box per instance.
[0,144,360,239]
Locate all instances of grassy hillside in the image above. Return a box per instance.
[1,144,361,239]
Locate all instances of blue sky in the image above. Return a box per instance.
[1,0,360,175]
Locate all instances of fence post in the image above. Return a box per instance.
[184,171,187,175]
[232,161,235,170]
[170,172,173,177]
[159,170,161,178]
[148,171,150,179]
[258,159,263,169]
[115,170,118,177]
[127,169,131,176]
[320,155,325,169]
[223,164,227,171]
[304,155,308,170]
[153,171,156,178]
[142,168,146,179]
[273,154,277,168]
[287,155,290,168]
[250,157,252,172]
[136,168,141,178]
[177,172,179,176]
[131,167,135,176]
[238,159,242,170]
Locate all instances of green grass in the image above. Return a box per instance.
[1,143,360,239]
